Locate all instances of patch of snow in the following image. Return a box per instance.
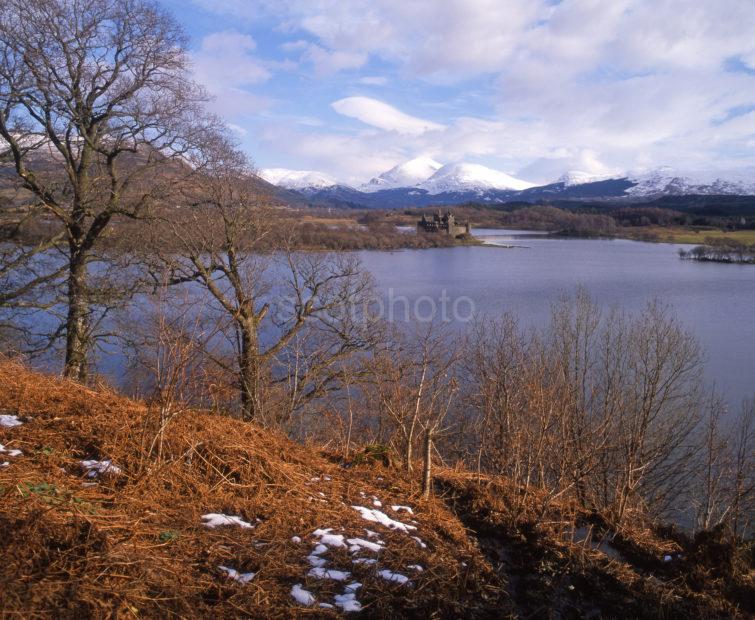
[352,506,417,533]
[408,564,424,572]
[371,496,382,507]
[391,505,414,514]
[319,603,335,609]
[291,583,316,606]
[663,555,673,562]
[335,583,363,612]
[0,462,9,468]
[411,536,427,548]
[347,537,384,553]
[308,567,351,581]
[291,536,301,544]
[365,529,380,538]
[0,444,22,457]
[312,529,347,548]
[378,569,410,585]
[311,544,329,555]
[352,558,377,565]
[218,565,255,583]
[0,414,23,427]
[80,459,122,478]
[308,554,328,568]
[201,513,254,529]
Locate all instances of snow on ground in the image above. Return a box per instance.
[378,569,410,585]
[291,536,301,544]
[201,513,254,529]
[408,564,424,572]
[347,537,384,554]
[0,414,23,427]
[291,583,316,606]
[0,444,22,457]
[411,536,427,548]
[80,459,122,478]
[307,554,328,568]
[312,528,347,548]
[391,505,414,514]
[352,558,377,565]
[218,565,255,583]
[335,582,363,612]
[352,506,417,533]
[0,462,8,468]
[308,567,351,581]
[371,496,382,507]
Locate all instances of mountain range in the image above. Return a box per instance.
[258,158,755,209]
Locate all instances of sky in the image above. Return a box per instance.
[158,0,755,185]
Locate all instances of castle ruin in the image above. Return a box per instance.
[416,210,471,237]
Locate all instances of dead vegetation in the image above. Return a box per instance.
[1,359,752,618]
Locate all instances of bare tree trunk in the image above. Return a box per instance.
[63,252,89,382]
[239,323,260,421]
[422,428,433,499]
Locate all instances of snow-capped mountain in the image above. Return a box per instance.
[256,161,755,208]
[554,170,613,187]
[258,168,341,192]
[625,167,755,197]
[361,156,442,192]
[418,162,536,194]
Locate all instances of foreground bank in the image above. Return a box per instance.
[0,360,751,618]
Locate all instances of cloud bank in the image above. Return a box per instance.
[182,0,755,184]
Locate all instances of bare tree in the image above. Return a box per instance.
[0,0,218,380]
[464,293,705,526]
[156,148,378,423]
[367,326,459,477]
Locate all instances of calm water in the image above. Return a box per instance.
[15,231,752,407]
[357,229,755,408]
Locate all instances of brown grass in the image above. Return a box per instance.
[0,359,751,618]
[0,359,498,618]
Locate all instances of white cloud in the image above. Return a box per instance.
[332,97,446,135]
[194,31,271,89]
[189,0,755,179]
[192,31,274,117]
[303,44,368,75]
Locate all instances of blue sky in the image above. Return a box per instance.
[159,0,755,185]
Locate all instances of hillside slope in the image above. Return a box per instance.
[0,360,751,618]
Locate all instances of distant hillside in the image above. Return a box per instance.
[1,360,751,618]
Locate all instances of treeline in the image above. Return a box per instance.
[679,238,755,264]
[448,201,755,237]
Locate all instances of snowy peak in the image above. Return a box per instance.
[258,168,341,192]
[626,167,755,197]
[361,156,442,192]
[419,162,536,194]
[554,170,613,187]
